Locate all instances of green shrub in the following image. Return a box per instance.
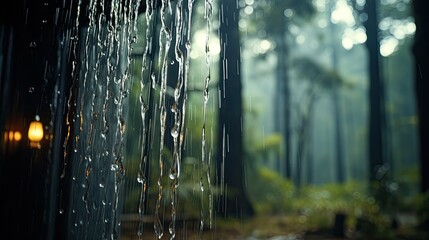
[291,181,395,238]
[248,167,295,215]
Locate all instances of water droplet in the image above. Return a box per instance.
[137,175,144,184]
[200,178,204,192]
[185,41,191,50]
[151,73,156,89]
[169,171,177,180]
[111,164,119,171]
[59,209,64,214]
[170,126,179,138]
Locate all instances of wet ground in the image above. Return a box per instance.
[120,213,429,240]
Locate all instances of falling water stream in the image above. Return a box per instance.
[201,0,214,233]
[59,0,144,239]
[56,0,213,239]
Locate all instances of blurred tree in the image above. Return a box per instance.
[348,0,419,207]
[364,0,387,187]
[350,0,417,193]
[328,0,345,183]
[216,0,254,217]
[412,0,429,193]
[292,57,344,191]
[243,0,314,180]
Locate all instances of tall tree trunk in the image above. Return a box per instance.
[216,0,254,218]
[333,91,345,182]
[412,0,429,193]
[295,90,316,194]
[306,119,314,184]
[329,0,345,183]
[365,0,386,184]
[274,34,291,179]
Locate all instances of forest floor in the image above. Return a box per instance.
[120,213,429,240]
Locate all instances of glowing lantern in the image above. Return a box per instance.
[9,131,14,141]
[14,131,22,141]
[28,120,44,142]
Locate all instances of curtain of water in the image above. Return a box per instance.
[59,0,142,239]
[3,0,209,238]
[2,0,214,239]
[136,0,209,238]
[139,0,200,238]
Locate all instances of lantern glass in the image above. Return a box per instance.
[28,121,44,142]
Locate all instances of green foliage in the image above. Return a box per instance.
[370,164,401,213]
[245,178,404,238]
[292,181,396,238]
[294,182,367,217]
[414,191,429,227]
[248,167,294,215]
[245,133,283,166]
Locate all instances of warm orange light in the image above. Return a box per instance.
[14,131,22,141]
[9,131,14,141]
[3,131,22,143]
[28,121,44,142]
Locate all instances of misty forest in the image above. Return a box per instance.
[1,0,429,239]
